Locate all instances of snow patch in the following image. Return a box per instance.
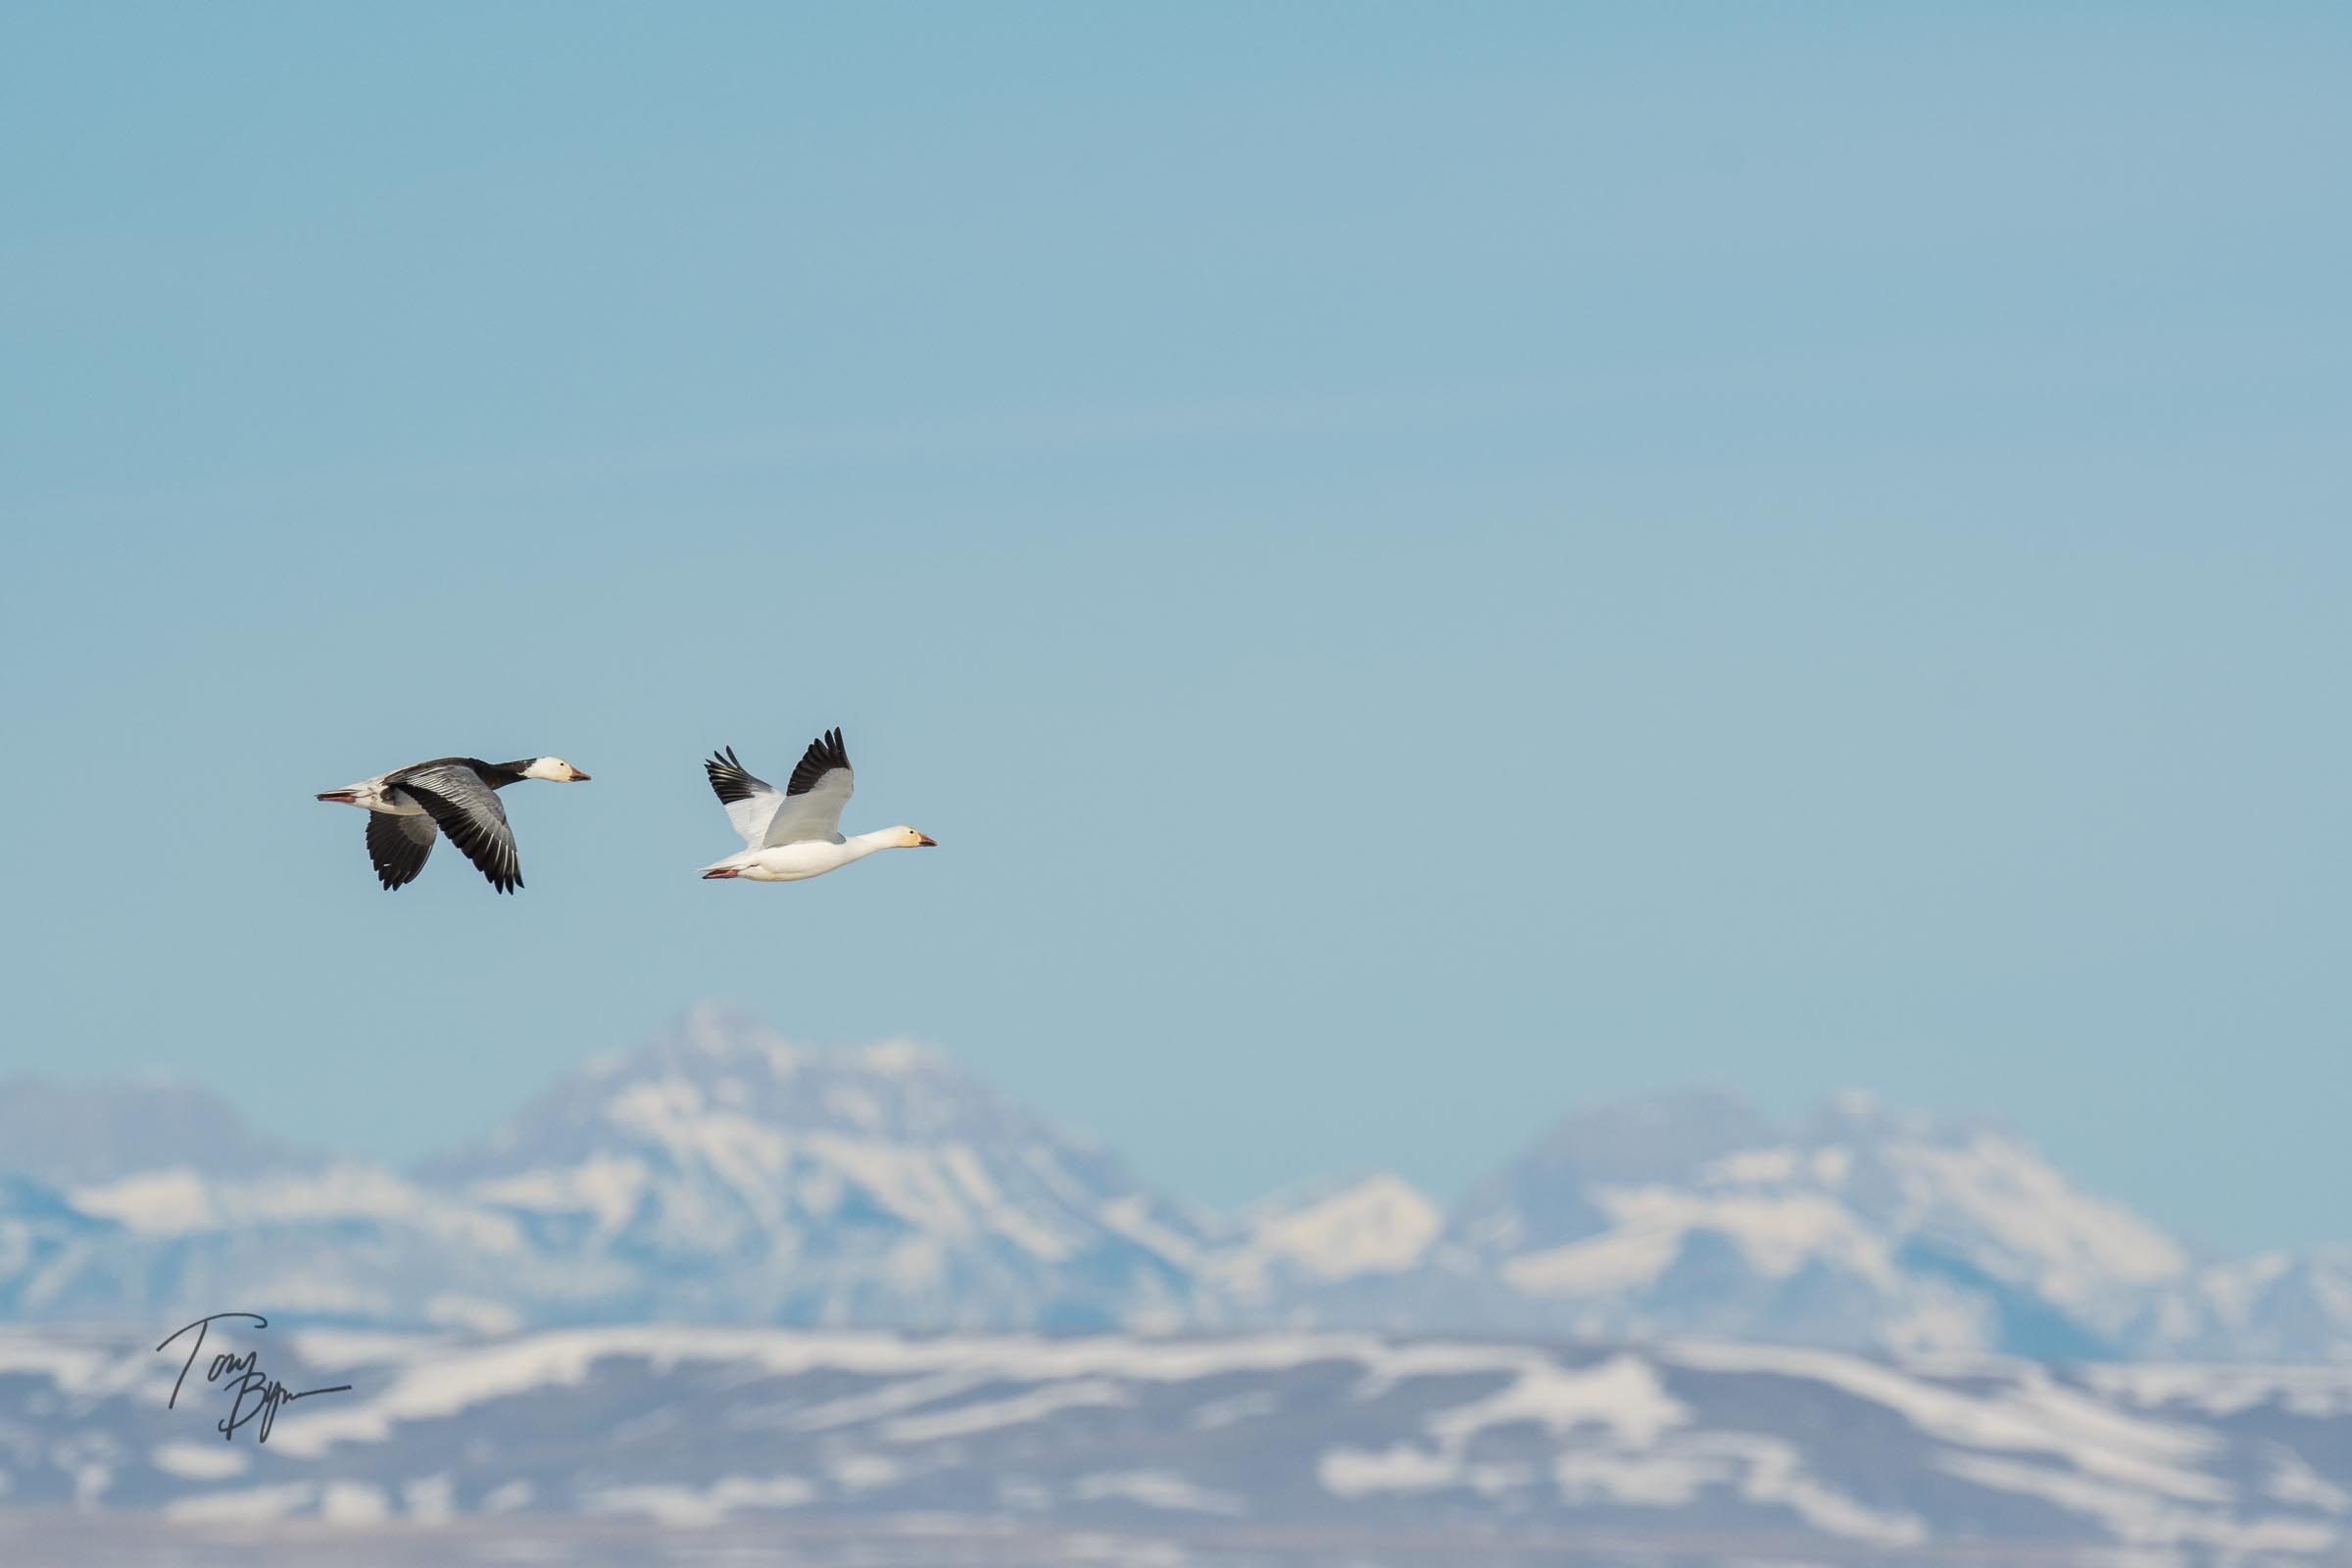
[1939,1451,2336,1553]
[164,1483,317,1523]
[880,1379,1131,1443]
[424,1295,521,1336]
[1666,1341,2220,1497]
[69,1169,214,1232]
[1242,1175,1442,1282]
[584,1473,815,1525]
[152,1442,250,1480]
[1505,1228,1682,1298]
[1072,1470,1245,1515]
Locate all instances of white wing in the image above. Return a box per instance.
[705,746,785,849]
[760,727,856,846]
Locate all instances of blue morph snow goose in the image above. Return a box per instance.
[699,728,936,882]
[316,756,590,893]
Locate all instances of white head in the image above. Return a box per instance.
[889,826,938,848]
[522,757,592,783]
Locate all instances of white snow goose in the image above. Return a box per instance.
[316,756,590,893]
[700,728,936,882]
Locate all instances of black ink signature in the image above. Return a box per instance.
[157,1313,353,1443]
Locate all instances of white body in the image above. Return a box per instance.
[702,830,915,883]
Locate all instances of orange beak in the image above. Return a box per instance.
[568,767,591,781]
[917,834,938,847]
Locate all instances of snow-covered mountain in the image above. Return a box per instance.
[1432,1087,2202,1358]
[416,1004,1221,1331]
[0,1006,1224,1334]
[2,1007,2348,1361]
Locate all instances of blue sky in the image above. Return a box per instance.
[3,4,2346,1250]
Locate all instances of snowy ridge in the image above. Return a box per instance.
[6,1324,2352,1562]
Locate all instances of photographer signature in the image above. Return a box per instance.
[156,1313,353,1443]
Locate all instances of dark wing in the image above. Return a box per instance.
[705,746,785,849]
[366,811,437,891]
[398,764,523,893]
[760,727,855,846]
[787,727,851,795]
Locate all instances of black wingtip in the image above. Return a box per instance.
[706,745,766,807]
[784,726,851,797]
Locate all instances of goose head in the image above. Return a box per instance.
[521,757,592,782]
[889,826,938,848]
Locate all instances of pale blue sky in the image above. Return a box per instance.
[3,5,2346,1250]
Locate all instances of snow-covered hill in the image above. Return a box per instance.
[11,1324,2352,1565]
[2,1006,2348,1361]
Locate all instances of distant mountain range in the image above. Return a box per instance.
[1,1003,2343,1361]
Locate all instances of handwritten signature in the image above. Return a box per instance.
[156,1313,353,1443]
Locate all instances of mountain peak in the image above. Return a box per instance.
[427,1008,995,1179]
[1798,1087,2005,1150]
[652,1004,950,1081]
[1236,1173,1444,1282]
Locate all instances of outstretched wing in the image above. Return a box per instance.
[366,810,437,890]
[760,727,855,847]
[705,746,785,849]
[399,765,523,893]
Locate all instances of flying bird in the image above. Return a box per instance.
[316,756,591,893]
[700,728,936,882]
